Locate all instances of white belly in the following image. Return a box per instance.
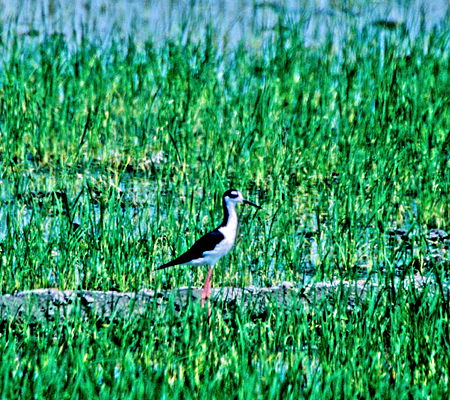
[187,225,236,267]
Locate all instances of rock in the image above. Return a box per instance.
[0,275,447,324]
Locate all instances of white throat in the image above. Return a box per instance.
[218,202,238,244]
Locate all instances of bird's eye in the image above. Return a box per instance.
[230,191,238,198]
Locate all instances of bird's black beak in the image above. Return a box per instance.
[243,199,262,209]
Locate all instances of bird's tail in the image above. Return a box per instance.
[156,260,178,270]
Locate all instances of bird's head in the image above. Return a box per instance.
[223,189,261,209]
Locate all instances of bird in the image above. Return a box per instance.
[157,189,261,308]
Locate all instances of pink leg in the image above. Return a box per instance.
[201,266,213,317]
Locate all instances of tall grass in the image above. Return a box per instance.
[0,11,449,399]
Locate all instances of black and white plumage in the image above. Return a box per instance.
[158,189,261,306]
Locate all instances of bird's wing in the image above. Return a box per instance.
[157,229,225,269]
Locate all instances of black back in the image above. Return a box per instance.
[157,228,225,269]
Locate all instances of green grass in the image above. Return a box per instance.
[1,11,450,399]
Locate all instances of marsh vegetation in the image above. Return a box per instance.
[1,1,450,398]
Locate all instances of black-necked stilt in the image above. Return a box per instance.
[158,189,261,308]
